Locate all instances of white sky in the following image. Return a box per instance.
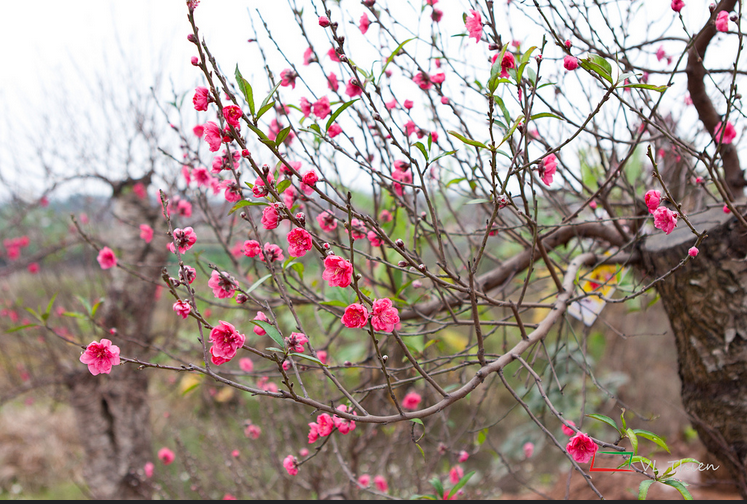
[0,0,738,201]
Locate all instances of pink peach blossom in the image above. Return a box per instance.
[358,474,371,487]
[449,465,464,484]
[328,72,339,91]
[173,300,191,319]
[316,413,335,437]
[317,350,328,365]
[385,99,397,110]
[374,475,388,493]
[208,320,245,364]
[562,420,576,436]
[402,392,421,410]
[144,462,154,478]
[158,447,175,465]
[539,154,557,185]
[404,99,414,109]
[328,47,341,62]
[259,243,285,263]
[243,240,261,258]
[244,424,261,439]
[97,247,117,269]
[688,246,699,257]
[302,170,319,187]
[318,16,330,27]
[367,230,382,247]
[27,262,39,274]
[303,47,314,65]
[371,298,400,332]
[287,228,313,257]
[379,209,393,222]
[328,123,342,138]
[342,303,369,328]
[80,338,121,375]
[223,105,243,128]
[177,199,193,217]
[239,357,254,372]
[349,218,367,240]
[208,270,237,299]
[167,227,197,254]
[280,69,297,89]
[285,332,308,353]
[333,404,357,434]
[645,189,661,213]
[323,255,353,287]
[563,55,579,71]
[181,265,197,285]
[308,422,320,444]
[716,10,729,32]
[671,0,684,13]
[500,52,516,78]
[432,8,443,22]
[653,206,678,235]
[283,455,299,476]
[317,211,338,232]
[262,204,281,230]
[714,121,737,144]
[313,96,331,119]
[300,97,311,118]
[359,14,370,34]
[458,450,469,462]
[253,311,268,336]
[566,432,598,463]
[523,442,535,458]
[133,182,147,199]
[193,86,209,111]
[203,121,222,151]
[466,10,482,43]
[413,71,433,90]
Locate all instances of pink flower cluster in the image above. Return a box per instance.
[341,298,399,332]
[645,189,678,235]
[3,236,30,261]
[308,405,357,444]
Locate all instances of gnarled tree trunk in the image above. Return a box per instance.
[642,207,747,496]
[65,177,168,499]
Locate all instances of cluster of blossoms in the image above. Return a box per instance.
[341,298,401,332]
[307,405,357,445]
[3,236,30,261]
[644,189,678,235]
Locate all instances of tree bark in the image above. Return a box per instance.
[66,178,168,499]
[642,206,747,497]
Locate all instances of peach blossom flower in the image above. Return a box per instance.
[253,311,268,336]
[562,420,576,436]
[449,465,464,484]
[358,474,371,487]
[317,210,337,232]
[208,320,245,365]
[223,105,243,128]
[158,447,175,465]
[644,189,661,214]
[173,300,191,319]
[689,246,699,257]
[168,227,197,254]
[714,120,737,144]
[359,14,370,34]
[259,243,284,263]
[671,0,684,12]
[328,123,342,138]
[208,270,237,299]
[239,357,254,372]
[466,10,482,43]
[283,455,299,476]
[323,255,353,287]
[262,204,280,230]
[244,424,261,439]
[140,224,154,243]
[80,338,121,375]
[342,303,369,328]
[539,154,557,185]
[243,240,261,258]
[716,10,729,32]
[313,96,331,119]
[97,247,117,269]
[285,332,308,352]
[287,228,313,257]
[458,450,469,463]
[563,55,579,71]
[523,442,535,458]
[144,462,154,478]
[371,298,400,332]
[402,391,422,410]
[193,86,209,111]
[374,475,388,492]
[653,207,678,235]
[566,432,598,463]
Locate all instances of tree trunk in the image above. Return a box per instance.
[66,179,168,499]
[642,206,747,497]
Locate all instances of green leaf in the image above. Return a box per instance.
[24,307,41,322]
[515,46,537,85]
[91,299,103,318]
[661,480,692,500]
[627,428,639,455]
[413,141,429,163]
[235,65,255,116]
[275,126,291,146]
[326,99,359,132]
[5,324,38,333]
[265,346,284,353]
[448,470,475,498]
[415,443,426,461]
[446,177,466,188]
[319,300,348,307]
[76,295,92,315]
[384,37,416,68]
[632,429,671,453]
[638,479,654,500]
[410,418,424,426]
[427,132,433,151]
[261,82,281,110]
[276,179,291,195]
[410,494,437,500]
[290,352,326,366]
[529,112,562,121]
[477,428,488,445]
[494,96,511,126]
[44,293,58,319]
[448,131,488,150]
[586,414,620,433]
[247,122,270,141]
[465,198,489,205]
[244,274,273,296]
[256,101,275,122]
[429,478,444,497]
[181,381,200,396]
[308,123,322,136]
[430,150,457,164]
[620,410,628,431]
[620,83,668,93]
[228,200,267,215]
[496,115,524,149]
[63,311,86,319]
[668,458,701,472]
[252,320,284,348]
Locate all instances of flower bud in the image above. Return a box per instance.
[295,212,306,227]
[395,239,404,248]
[488,43,500,51]
[318,16,330,27]
[382,355,388,363]
[418,264,426,271]
[398,260,407,267]
[709,3,716,12]
[363,0,376,7]
[187,33,196,43]
[731,13,739,23]
[344,360,352,367]
[323,243,331,250]
[191,56,199,66]
[241,149,250,158]
[236,293,248,304]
